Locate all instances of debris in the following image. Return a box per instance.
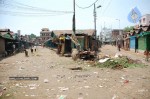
[31,94,36,97]
[6,94,10,97]
[59,87,69,91]
[112,94,117,99]
[3,87,6,90]
[25,94,29,96]
[138,89,148,93]
[15,84,19,87]
[98,85,103,88]
[123,80,129,84]
[84,86,90,89]
[93,72,98,74]
[99,58,110,63]
[120,77,125,80]
[28,84,39,89]
[0,90,3,96]
[69,67,82,70]
[114,53,122,58]
[44,79,49,83]
[58,95,67,99]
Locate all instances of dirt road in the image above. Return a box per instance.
[0,46,150,99]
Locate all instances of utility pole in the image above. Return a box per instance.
[94,3,96,39]
[73,0,76,34]
[94,4,101,39]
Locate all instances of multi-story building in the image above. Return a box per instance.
[40,28,51,43]
[139,14,150,26]
[111,29,124,40]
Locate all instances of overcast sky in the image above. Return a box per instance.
[0,0,150,36]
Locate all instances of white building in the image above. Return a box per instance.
[139,14,150,26]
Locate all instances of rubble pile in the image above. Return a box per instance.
[96,55,145,69]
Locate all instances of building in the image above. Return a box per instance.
[111,29,124,40]
[40,28,51,43]
[139,14,150,26]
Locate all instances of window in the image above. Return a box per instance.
[143,18,145,23]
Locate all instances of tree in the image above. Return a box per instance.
[124,26,134,32]
[30,33,36,38]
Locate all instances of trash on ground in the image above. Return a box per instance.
[0,90,3,97]
[44,79,49,83]
[58,87,69,91]
[84,86,90,89]
[98,85,103,88]
[6,94,10,97]
[99,58,110,63]
[115,53,122,58]
[58,95,67,99]
[95,56,145,69]
[2,87,6,90]
[123,80,129,84]
[112,94,117,99]
[69,67,82,70]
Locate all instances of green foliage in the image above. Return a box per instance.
[30,33,36,38]
[124,26,134,32]
[96,56,145,69]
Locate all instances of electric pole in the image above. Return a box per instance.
[94,3,96,39]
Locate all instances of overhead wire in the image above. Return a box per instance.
[0,0,73,16]
[101,0,112,16]
[75,0,99,9]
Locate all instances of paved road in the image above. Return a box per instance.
[0,46,150,99]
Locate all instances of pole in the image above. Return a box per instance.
[94,3,96,39]
[73,0,76,34]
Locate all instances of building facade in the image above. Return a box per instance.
[40,28,51,43]
[139,14,150,26]
[111,29,124,40]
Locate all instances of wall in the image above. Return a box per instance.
[0,38,5,54]
[130,36,136,49]
[138,36,146,50]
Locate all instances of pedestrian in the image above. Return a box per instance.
[24,49,28,57]
[31,47,33,53]
[117,39,121,51]
[34,46,37,52]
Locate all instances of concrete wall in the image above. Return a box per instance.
[0,38,5,54]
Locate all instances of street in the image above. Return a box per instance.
[0,45,150,99]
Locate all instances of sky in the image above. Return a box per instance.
[0,0,150,36]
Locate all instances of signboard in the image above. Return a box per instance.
[127,7,141,23]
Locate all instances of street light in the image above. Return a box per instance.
[94,4,101,39]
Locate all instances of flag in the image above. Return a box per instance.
[127,7,142,23]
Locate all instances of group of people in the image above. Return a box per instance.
[24,46,37,57]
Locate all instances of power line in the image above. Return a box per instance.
[101,0,112,16]
[0,0,73,13]
[0,10,72,16]
[75,0,99,9]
